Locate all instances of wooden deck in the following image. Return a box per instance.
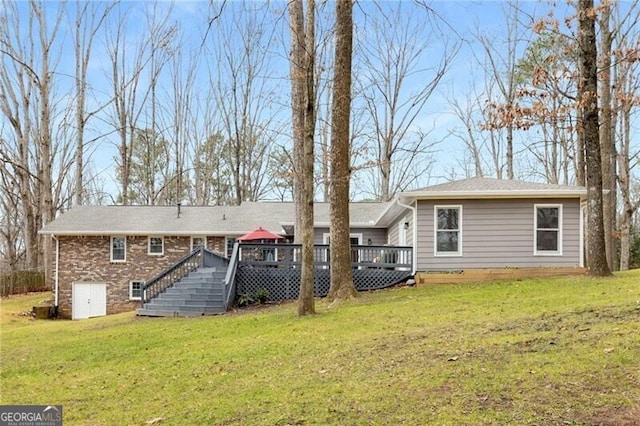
[415,267,587,285]
[236,243,413,300]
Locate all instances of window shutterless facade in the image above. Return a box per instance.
[111,236,126,262]
[148,236,164,255]
[191,236,206,251]
[534,204,562,255]
[434,205,462,256]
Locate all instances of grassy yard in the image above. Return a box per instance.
[1,272,639,425]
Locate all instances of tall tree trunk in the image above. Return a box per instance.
[73,2,113,206]
[328,0,356,302]
[506,124,514,179]
[74,13,86,206]
[290,0,305,243]
[598,3,615,271]
[299,0,316,315]
[579,0,611,277]
[289,0,316,316]
[616,69,636,270]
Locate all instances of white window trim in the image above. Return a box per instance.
[322,233,363,245]
[110,236,126,262]
[322,233,363,265]
[148,236,164,256]
[434,205,463,257]
[129,280,144,300]
[534,204,563,256]
[191,236,207,251]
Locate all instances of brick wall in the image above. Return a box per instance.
[208,236,226,255]
[54,235,199,318]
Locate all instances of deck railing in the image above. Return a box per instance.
[223,242,240,309]
[238,243,412,271]
[142,247,221,304]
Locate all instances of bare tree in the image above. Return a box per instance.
[328,0,356,301]
[71,2,114,206]
[0,142,23,271]
[158,34,199,205]
[616,57,640,270]
[447,88,485,178]
[578,0,611,277]
[598,2,616,270]
[612,3,640,270]
[356,2,456,200]
[208,0,283,205]
[475,2,531,180]
[145,2,176,205]
[106,5,152,205]
[0,1,37,269]
[289,0,317,316]
[0,0,67,276]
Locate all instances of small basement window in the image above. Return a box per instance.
[130,280,144,300]
[148,236,164,255]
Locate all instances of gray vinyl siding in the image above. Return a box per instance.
[387,212,414,246]
[313,227,387,246]
[416,198,582,270]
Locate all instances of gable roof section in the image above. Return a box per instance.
[400,177,586,200]
[40,201,388,236]
[40,205,277,236]
[375,177,587,226]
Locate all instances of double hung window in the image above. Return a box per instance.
[435,206,462,256]
[111,236,126,262]
[148,237,164,255]
[535,205,562,255]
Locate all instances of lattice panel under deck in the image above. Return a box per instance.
[236,266,411,302]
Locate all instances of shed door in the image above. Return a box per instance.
[72,283,107,320]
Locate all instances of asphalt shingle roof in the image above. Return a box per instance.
[40,178,585,236]
[40,202,388,236]
[401,177,586,198]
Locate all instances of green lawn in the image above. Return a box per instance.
[1,272,639,425]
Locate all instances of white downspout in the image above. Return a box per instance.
[53,235,59,308]
[396,198,417,275]
[580,201,585,268]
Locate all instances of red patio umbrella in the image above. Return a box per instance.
[237,226,284,241]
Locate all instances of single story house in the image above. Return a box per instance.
[40,177,587,319]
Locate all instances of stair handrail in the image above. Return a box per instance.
[223,241,240,309]
[142,246,204,304]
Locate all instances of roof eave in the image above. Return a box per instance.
[310,222,382,228]
[373,199,414,228]
[39,231,249,236]
[400,190,587,200]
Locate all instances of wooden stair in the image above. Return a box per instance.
[137,267,227,317]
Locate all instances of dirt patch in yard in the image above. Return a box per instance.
[587,404,640,425]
